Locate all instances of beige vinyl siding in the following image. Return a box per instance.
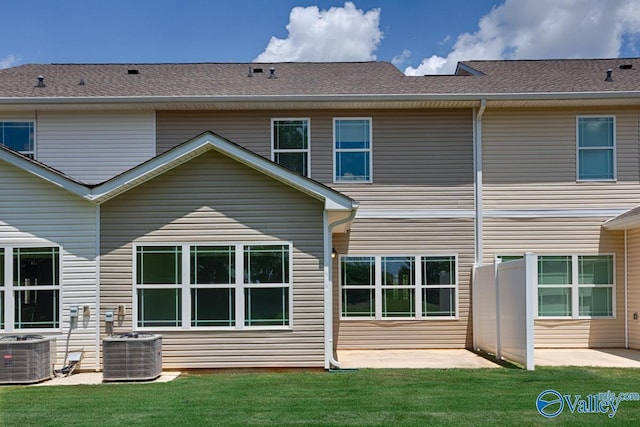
[156,109,474,211]
[484,217,626,347]
[37,111,155,184]
[0,161,98,369]
[333,218,474,350]
[482,108,640,210]
[627,228,640,350]
[100,150,326,368]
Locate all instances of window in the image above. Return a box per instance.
[334,118,372,182]
[13,247,60,329]
[537,255,613,318]
[136,246,182,327]
[577,116,615,181]
[272,119,310,177]
[135,243,292,329]
[422,256,456,317]
[341,254,457,319]
[0,122,35,158]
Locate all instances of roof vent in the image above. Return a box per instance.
[127,69,140,75]
[620,64,633,70]
[268,67,276,79]
[253,68,264,73]
[79,79,85,86]
[605,69,613,82]
[36,76,45,88]
[247,66,253,77]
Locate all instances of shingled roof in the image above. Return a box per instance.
[0,59,638,100]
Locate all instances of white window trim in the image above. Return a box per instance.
[576,115,616,182]
[0,120,37,159]
[132,242,293,331]
[339,253,459,321]
[271,118,311,177]
[333,117,373,183]
[534,253,616,320]
[1,245,62,333]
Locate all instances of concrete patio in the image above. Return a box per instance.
[336,348,640,369]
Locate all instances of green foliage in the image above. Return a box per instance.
[1,367,640,426]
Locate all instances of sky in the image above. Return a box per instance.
[1,0,639,75]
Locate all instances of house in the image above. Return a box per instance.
[0,59,639,370]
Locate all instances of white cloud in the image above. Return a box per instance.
[0,54,18,69]
[254,2,383,62]
[391,49,411,67]
[405,0,640,75]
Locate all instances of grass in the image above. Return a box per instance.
[1,367,640,426]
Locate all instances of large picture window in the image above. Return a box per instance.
[272,119,310,177]
[135,243,292,329]
[577,116,615,181]
[537,254,613,318]
[341,254,457,319]
[0,121,35,158]
[334,118,372,182]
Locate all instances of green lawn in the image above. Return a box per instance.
[1,367,640,426]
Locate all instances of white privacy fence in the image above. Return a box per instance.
[473,254,536,370]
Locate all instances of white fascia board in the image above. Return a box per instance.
[602,206,640,230]
[0,150,91,199]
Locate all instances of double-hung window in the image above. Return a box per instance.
[334,118,372,182]
[272,119,310,177]
[341,254,457,319]
[136,246,182,327]
[537,254,613,318]
[577,116,615,181]
[135,243,291,329]
[0,121,35,158]
[0,247,60,330]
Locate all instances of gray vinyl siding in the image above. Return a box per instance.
[156,109,474,210]
[333,218,475,350]
[483,217,626,347]
[627,228,640,350]
[100,150,326,368]
[0,160,98,369]
[482,108,640,210]
[36,111,155,184]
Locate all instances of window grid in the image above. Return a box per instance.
[134,243,292,329]
[341,254,457,320]
[536,254,614,318]
[271,119,311,177]
[6,247,61,330]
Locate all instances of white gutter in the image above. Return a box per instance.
[324,208,358,370]
[474,99,487,265]
[2,90,640,105]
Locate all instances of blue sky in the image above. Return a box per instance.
[1,1,639,74]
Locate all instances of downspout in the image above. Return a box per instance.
[95,204,101,371]
[625,229,629,349]
[324,207,358,370]
[474,99,487,265]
